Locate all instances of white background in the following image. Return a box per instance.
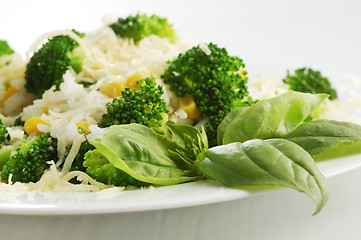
[0,0,360,80]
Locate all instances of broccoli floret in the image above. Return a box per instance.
[109,13,178,43]
[98,77,169,134]
[0,40,14,57]
[12,117,25,127]
[1,133,58,183]
[161,42,251,146]
[78,80,95,88]
[69,140,95,172]
[0,146,15,171]
[83,149,147,187]
[0,119,9,144]
[25,33,83,98]
[283,67,338,100]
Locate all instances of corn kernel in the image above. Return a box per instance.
[1,86,18,103]
[100,82,125,98]
[126,70,149,89]
[76,121,91,135]
[179,95,200,119]
[42,107,49,114]
[24,117,45,135]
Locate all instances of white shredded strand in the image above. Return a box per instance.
[61,134,85,174]
[2,19,359,196]
[199,42,211,55]
[27,161,110,192]
[62,171,109,189]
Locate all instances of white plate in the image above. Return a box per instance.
[0,152,359,216]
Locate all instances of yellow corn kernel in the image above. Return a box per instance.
[179,95,200,119]
[42,107,49,114]
[76,121,91,135]
[126,70,149,89]
[100,82,125,98]
[1,86,18,103]
[24,117,45,135]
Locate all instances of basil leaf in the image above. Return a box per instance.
[194,138,329,214]
[166,122,208,155]
[217,106,249,145]
[91,124,200,185]
[221,92,327,144]
[285,119,361,160]
[165,122,208,168]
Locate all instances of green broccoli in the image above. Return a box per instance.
[0,119,9,144]
[98,77,169,134]
[0,146,15,171]
[69,139,95,172]
[83,149,147,187]
[12,117,25,127]
[161,42,251,146]
[0,40,14,57]
[109,13,178,43]
[25,32,83,98]
[1,133,58,183]
[283,67,338,100]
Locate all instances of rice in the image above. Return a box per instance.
[0,19,356,195]
[21,71,108,160]
[0,23,197,193]
[247,76,287,100]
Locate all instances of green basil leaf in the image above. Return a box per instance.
[194,138,329,214]
[221,92,327,144]
[285,119,361,160]
[217,106,249,145]
[91,124,199,185]
[166,122,208,154]
[166,122,208,168]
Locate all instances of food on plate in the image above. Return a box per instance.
[24,31,84,98]
[98,76,169,134]
[283,67,338,100]
[0,13,360,214]
[0,40,14,57]
[162,42,251,147]
[109,13,178,43]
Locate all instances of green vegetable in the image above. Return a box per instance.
[283,67,338,100]
[12,117,25,127]
[220,91,327,145]
[217,106,249,144]
[1,133,58,183]
[0,119,9,144]
[109,13,178,43]
[68,140,95,172]
[194,139,329,214]
[84,149,147,187]
[91,124,201,185]
[25,33,82,98]
[166,123,208,168]
[0,146,15,170]
[285,119,361,160]
[98,77,169,134]
[162,42,251,146]
[0,40,14,57]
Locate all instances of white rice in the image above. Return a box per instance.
[0,21,356,195]
[0,24,196,193]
